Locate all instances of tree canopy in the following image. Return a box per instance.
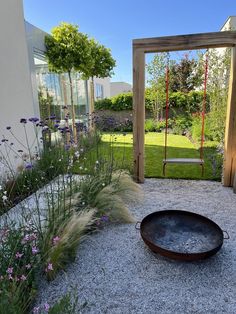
[45,22,92,75]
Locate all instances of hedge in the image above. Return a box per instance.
[95,91,209,113]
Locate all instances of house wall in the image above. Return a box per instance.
[110,82,132,97]
[92,77,111,100]
[0,0,39,179]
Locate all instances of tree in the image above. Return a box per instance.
[170,54,203,92]
[85,39,116,121]
[146,53,175,120]
[45,22,92,143]
[207,48,231,142]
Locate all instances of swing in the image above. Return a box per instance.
[163,52,208,176]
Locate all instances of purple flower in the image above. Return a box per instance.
[101,215,109,222]
[1,139,8,143]
[25,263,31,270]
[29,117,39,123]
[18,149,23,153]
[50,114,56,120]
[6,126,11,130]
[32,246,39,255]
[20,274,27,281]
[52,236,60,246]
[44,303,50,312]
[15,252,24,259]
[54,123,59,128]
[45,262,53,272]
[20,118,27,124]
[33,307,40,313]
[25,163,33,170]
[6,267,13,274]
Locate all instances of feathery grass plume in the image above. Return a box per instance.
[94,171,143,223]
[43,208,96,280]
[110,170,143,204]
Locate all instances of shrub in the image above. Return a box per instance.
[145,119,156,132]
[187,90,210,114]
[191,114,213,141]
[95,98,112,110]
[111,93,133,111]
[172,116,192,135]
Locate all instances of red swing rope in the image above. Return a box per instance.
[200,52,209,160]
[164,54,170,161]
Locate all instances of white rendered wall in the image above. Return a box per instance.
[110,82,132,97]
[0,0,39,179]
[93,77,111,99]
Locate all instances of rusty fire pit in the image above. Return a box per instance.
[136,210,229,261]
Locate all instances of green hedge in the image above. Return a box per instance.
[95,91,209,113]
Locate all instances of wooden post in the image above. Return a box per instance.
[223,47,236,187]
[133,48,145,183]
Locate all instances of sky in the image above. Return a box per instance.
[23,0,236,84]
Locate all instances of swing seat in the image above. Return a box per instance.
[163,158,204,176]
[163,158,204,165]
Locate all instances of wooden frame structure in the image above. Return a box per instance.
[133,31,236,186]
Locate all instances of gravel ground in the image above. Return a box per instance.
[36,179,236,314]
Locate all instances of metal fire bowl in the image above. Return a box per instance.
[136,210,229,261]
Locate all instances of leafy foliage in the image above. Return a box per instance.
[45,23,91,75]
[85,39,116,79]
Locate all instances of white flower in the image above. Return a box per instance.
[0,185,2,191]
[102,183,105,187]
[2,195,8,202]
[79,166,83,170]
[84,168,88,171]
[74,151,80,158]
[3,191,7,195]
[95,160,99,164]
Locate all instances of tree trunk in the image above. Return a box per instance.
[68,71,77,144]
[89,77,95,129]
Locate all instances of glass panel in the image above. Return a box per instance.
[33,51,89,121]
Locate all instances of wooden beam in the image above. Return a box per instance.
[223,47,236,186]
[133,31,236,53]
[133,48,145,183]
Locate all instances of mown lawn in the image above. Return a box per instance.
[74,132,222,180]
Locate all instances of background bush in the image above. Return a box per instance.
[191,114,213,141]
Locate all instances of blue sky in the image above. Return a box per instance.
[23,0,236,84]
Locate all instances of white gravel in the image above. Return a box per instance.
[36,179,236,314]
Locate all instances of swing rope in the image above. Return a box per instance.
[164,53,170,161]
[200,52,209,160]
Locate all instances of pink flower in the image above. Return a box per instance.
[32,246,39,255]
[25,263,31,270]
[6,267,13,274]
[45,263,53,272]
[15,252,24,259]
[33,307,40,313]
[8,274,13,280]
[22,234,30,243]
[21,275,27,281]
[30,233,37,241]
[52,236,60,246]
[44,303,50,312]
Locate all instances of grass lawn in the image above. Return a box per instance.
[73,132,222,180]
